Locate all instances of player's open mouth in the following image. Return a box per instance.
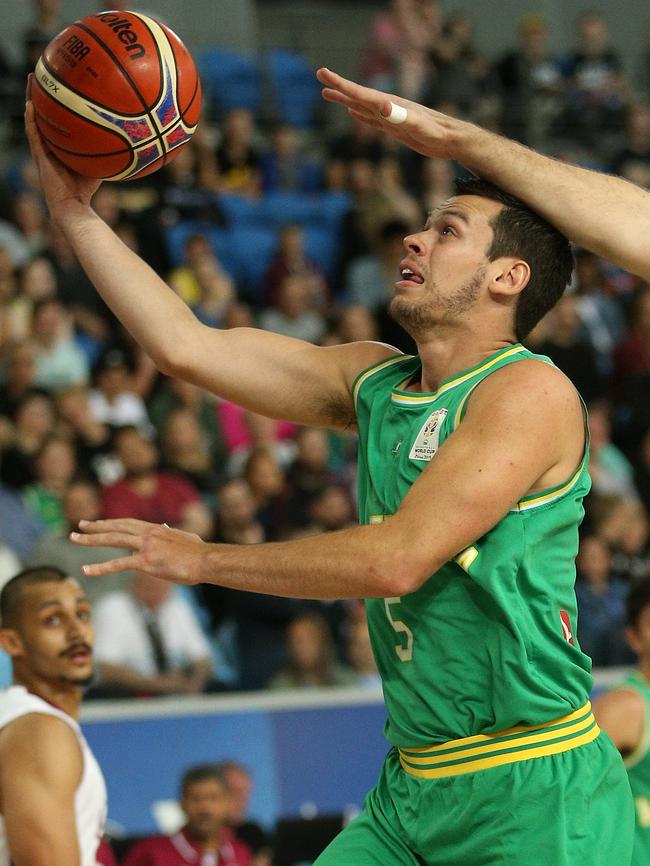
[397,261,424,286]
[63,645,91,663]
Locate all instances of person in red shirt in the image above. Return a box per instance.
[123,764,253,866]
[102,426,212,539]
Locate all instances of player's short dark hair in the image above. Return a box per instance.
[627,578,650,629]
[180,763,228,797]
[0,566,70,628]
[453,176,574,340]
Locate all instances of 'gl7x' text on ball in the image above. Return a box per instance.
[32,10,201,181]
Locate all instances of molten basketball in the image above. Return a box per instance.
[32,11,201,181]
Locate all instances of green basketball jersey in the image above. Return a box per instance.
[353,343,593,747]
[619,672,650,866]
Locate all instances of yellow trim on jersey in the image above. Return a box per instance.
[352,355,409,409]
[512,463,584,512]
[398,702,598,779]
[390,345,528,406]
[454,546,478,573]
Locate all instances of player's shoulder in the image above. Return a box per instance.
[595,685,646,718]
[469,355,581,418]
[0,710,77,750]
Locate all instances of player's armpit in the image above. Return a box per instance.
[170,326,400,431]
[592,689,645,755]
[0,714,83,866]
[384,361,585,591]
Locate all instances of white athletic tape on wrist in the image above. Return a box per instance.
[386,102,408,124]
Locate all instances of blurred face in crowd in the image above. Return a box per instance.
[6,341,37,390]
[576,536,611,586]
[627,604,650,663]
[296,428,329,470]
[0,578,94,687]
[115,428,158,478]
[245,450,285,500]
[15,393,55,439]
[218,480,257,531]
[277,275,310,318]
[35,438,77,488]
[20,257,57,302]
[222,766,252,826]
[287,616,330,673]
[182,777,231,842]
[310,485,354,531]
[578,14,608,55]
[132,572,171,610]
[13,192,46,237]
[224,109,254,145]
[338,305,379,343]
[164,409,203,454]
[32,300,67,345]
[63,481,102,528]
[347,619,377,674]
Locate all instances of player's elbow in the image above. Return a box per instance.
[366,542,433,598]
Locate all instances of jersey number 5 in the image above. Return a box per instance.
[384,597,413,662]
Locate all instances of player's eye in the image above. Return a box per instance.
[44,615,61,626]
[440,225,455,236]
[77,610,91,622]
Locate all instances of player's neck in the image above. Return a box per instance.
[14,671,83,719]
[414,331,518,393]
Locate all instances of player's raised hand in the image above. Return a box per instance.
[25,74,102,215]
[70,519,205,584]
[317,67,470,160]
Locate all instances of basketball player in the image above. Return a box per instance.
[0,566,107,866]
[24,68,641,864]
[593,578,650,866]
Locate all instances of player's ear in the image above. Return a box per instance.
[0,628,24,657]
[489,258,530,299]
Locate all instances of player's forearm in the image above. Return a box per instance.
[198,522,424,599]
[448,122,650,279]
[51,202,200,371]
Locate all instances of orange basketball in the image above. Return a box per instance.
[32,11,201,181]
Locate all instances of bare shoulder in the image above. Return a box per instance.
[0,712,81,783]
[469,357,581,412]
[323,339,403,385]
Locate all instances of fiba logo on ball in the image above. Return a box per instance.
[32,11,201,181]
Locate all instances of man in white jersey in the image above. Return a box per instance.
[0,566,107,866]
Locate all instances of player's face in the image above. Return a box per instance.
[182,779,231,841]
[8,579,94,686]
[391,195,502,337]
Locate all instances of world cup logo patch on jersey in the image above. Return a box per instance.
[560,610,575,645]
[409,408,448,461]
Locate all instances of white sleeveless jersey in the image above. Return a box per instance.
[0,686,107,866]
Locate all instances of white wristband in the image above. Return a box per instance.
[386,102,408,124]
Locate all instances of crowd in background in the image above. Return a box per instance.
[0,0,649,698]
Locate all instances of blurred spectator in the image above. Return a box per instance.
[12,191,48,258]
[572,249,625,377]
[327,118,386,167]
[102,426,213,538]
[419,157,456,215]
[613,284,650,455]
[609,499,650,584]
[362,0,442,99]
[161,407,223,498]
[269,612,355,689]
[222,408,297,477]
[56,385,118,485]
[575,534,632,665]
[122,763,253,866]
[636,428,650,515]
[345,218,409,312]
[156,140,225,226]
[557,12,629,155]
[167,234,235,323]
[610,102,650,186]
[212,479,265,546]
[0,482,45,559]
[31,298,90,390]
[346,614,382,689]
[0,340,40,419]
[301,483,356,536]
[263,224,328,309]
[285,427,339,530]
[260,124,323,193]
[88,346,152,432]
[90,572,216,698]
[533,294,605,402]
[24,478,132,605]
[22,435,76,531]
[22,0,62,78]
[258,273,326,343]
[216,761,272,866]
[148,376,227,471]
[493,14,564,147]
[588,400,639,500]
[242,447,289,540]
[425,13,490,114]
[331,303,380,344]
[0,391,56,490]
[215,109,261,197]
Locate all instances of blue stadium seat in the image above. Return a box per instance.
[229,224,279,300]
[199,49,262,116]
[314,191,353,229]
[163,222,240,280]
[265,49,320,128]
[259,191,320,227]
[216,193,266,228]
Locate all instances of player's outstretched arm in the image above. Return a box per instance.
[593,688,645,756]
[71,361,579,600]
[318,67,650,281]
[0,714,83,866]
[25,97,396,430]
